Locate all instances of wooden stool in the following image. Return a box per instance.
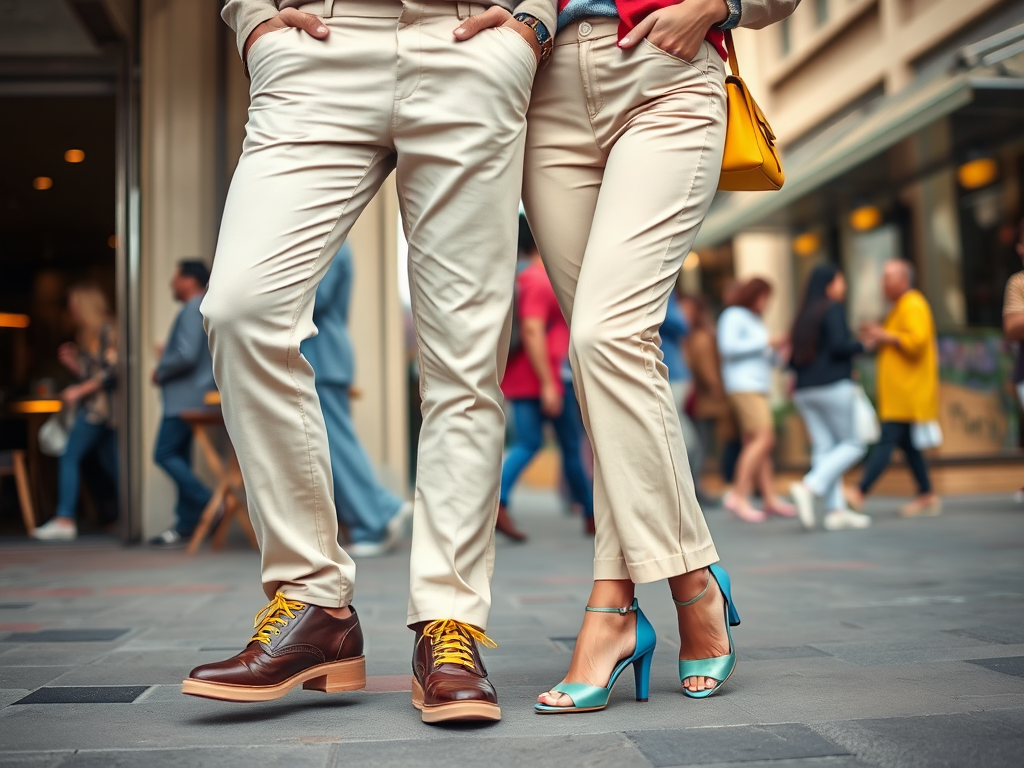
[178,409,258,555]
[0,450,35,536]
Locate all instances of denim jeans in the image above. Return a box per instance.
[318,384,403,544]
[500,384,594,519]
[859,421,932,495]
[154,416,212,535]
[793,379,867,512]
[56,414,118,520]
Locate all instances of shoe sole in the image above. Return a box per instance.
[181,656,366,702]
[534,703,607,714]
[411,677,501,722]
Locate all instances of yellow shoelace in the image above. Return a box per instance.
[250,593,306,646]
[423,619,497,669]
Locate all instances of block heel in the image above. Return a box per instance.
[633,647,654,702]
[301,656,367,693]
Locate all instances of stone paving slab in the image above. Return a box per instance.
[0,491,1021,766]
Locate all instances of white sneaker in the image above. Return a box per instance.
[346,540,390,558]
[789,482,816,531]
[385,501,414,549]
[345,501,414,558]
[33,518,78,541]
[823,509,871,531]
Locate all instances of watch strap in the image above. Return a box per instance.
[718,0,741,30]
[513,13,554,64]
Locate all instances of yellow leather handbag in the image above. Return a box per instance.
[718,30,784,192]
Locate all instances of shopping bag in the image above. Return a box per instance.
[911,420,943,450]
[38,409,73,457]
[853,385,880,444]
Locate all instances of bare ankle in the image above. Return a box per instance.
[323,606,352,620]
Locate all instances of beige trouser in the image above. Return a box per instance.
[522,18,725,582]
[202,0,537,628]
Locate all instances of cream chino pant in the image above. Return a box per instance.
[202,0,537,628]
[522,19,724,582]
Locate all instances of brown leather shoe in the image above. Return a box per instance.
[182,593,366,702]
[496,504,527,542]
[411,619,501,723]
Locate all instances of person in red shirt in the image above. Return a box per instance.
[498,219,594,540]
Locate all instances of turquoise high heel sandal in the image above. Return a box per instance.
[534,598,657,714]
[676,563,741,699]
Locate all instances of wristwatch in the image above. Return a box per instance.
[718,0,741,30]
[513,13,553,64]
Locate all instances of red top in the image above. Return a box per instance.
[501,261,570,400]
[558,0,728,60]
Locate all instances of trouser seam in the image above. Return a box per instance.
[285,146,390,575]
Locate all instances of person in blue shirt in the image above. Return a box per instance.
[660,290,706,501]
[149,261,217,547]
[301,242,412,558]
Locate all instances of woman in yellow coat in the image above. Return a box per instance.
[849,260,941,517]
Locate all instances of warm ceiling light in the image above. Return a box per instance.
[793,232,821,257]
[9,399,63,414]
[33,176,53,190]
[850,205,882,232]
[683,251,701,271]
[64,149,85,163]
[957,157,998,190]
[0,313,30,328]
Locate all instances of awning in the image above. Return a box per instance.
[695,73,1024,247]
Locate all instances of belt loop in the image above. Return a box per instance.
[457,2,470,20]
[324,0,334,18]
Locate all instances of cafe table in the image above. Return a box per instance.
[180,392,258,554]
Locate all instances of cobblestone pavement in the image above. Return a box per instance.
[1,490,1023,767]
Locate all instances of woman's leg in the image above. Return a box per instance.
[897,426,933,496]
[526,25,728,701]
[732,428,773,513]
[858,421,903,495]
[55,416,106,520]
[537,579,638,706]
[498,399,545,508]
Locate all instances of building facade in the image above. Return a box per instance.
[696,0,1024,485]
[1,0,406,541]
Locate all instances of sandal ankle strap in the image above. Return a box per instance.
[585,597,639,615]
[673,569,712,608]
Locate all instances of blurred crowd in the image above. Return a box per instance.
[24,215,1024,547]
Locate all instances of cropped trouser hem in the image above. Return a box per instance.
[406,604,490,631]
[278,584,353,610]
[594,542,719,584]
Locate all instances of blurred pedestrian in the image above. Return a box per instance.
[498,222,594,540]
[1001,217,1024,502]
[301,243,412,558]
[661,290,704,499]
[718,278,795,522]
[681,294,734,503]
[851,260,941,517]
[34,283,118,541]
[149,261,217,548]
[788,265,871,531]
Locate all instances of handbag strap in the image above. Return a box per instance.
[724,29,739,78]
